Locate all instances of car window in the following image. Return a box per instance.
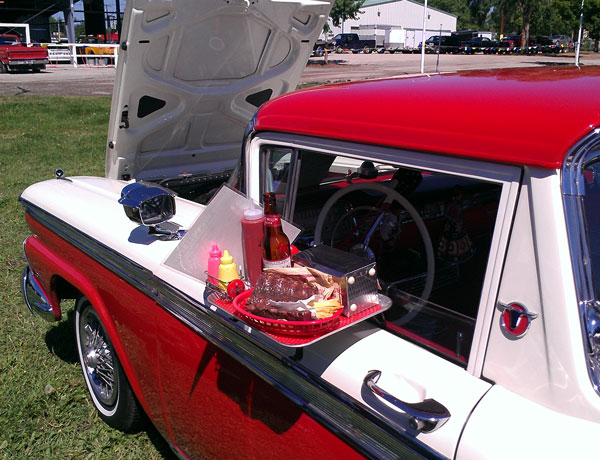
[0,37,19,45]
[582,148,600,297]
[259,146,502,365]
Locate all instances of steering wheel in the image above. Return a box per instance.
[313,181,435,301]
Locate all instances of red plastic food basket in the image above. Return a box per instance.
[232,289,342,337]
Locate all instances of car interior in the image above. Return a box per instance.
[258,146,502,366]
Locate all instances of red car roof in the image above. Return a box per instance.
[255,66,600,169]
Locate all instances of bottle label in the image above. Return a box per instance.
[263,256,292,269]
[264,214,282,227]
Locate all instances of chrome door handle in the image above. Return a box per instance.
[363,370,450,433]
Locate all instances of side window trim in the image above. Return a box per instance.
[562,128,600,393]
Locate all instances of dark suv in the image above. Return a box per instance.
[424,35,461,53]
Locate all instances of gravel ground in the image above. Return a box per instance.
[0,52,598,97]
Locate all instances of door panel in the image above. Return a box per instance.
[322,330,492,458]
[155,304,366,460]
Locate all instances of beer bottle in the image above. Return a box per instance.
[262,192,292,268]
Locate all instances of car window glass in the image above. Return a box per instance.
[261,147,293,213]
[582,147,600,297]
[259,146,502,365]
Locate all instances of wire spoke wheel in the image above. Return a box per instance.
[79,308,118,408]
[75,297,143,432]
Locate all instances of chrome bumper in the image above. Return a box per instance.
[22,266,55,322]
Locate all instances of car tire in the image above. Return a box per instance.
[0,62,7,73]
[75,297,144,432]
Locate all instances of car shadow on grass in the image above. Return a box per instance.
[44,307,78,364]
[44,306,179,460]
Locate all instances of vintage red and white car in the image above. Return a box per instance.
[19,1,600,459]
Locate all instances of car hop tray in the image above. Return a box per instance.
[207,290,392,348]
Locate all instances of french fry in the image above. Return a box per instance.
[312,299,342,319]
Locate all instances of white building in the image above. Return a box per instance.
[328,0,458,49]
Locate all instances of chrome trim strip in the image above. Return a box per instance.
[21,265,55,322]
[20,198,444,460]
[562,128,600,394]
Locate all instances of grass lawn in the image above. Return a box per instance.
[0,96,176,459]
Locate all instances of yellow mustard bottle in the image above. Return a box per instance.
[218,250,239,290]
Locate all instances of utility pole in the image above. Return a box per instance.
[115,0,122,38]
[575,0,585,66]
[420,0,428,73]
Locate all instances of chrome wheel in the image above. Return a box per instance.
[78,306,118,408]
[75,297,144,431]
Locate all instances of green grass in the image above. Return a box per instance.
[0,96,175,459]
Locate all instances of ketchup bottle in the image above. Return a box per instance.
[241,201,264,286]
[262,192,292,269]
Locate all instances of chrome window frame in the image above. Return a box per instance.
[562,127,600,393]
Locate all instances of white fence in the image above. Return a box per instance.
[44,43,119,68]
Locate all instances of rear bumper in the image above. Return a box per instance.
[9,59,48,66]
[21,265,55,322]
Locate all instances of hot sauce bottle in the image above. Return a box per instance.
[262,192,292,269]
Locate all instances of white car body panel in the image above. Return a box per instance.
[484,168,600,421]
[20,177,209,302]
[321,329,492,458]
[456,384,600,459]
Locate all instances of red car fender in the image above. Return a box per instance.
[23,223,150,414]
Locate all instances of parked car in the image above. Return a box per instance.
[529,35,561,53]
[424,35,461,53]
[19,1,600,459]
[0,33,48,73]
[460,36,500,54]
[330,33,376,53]
[552,34,574,49]
[501,34,522,47]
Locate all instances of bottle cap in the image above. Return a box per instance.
[243,200,264,221]
[221,250,233,265]
[210,244,221,258]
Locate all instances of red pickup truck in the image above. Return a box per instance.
[0,34,48,73]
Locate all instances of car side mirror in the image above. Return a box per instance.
[119,181,175,225]
[119,182,185,239]
[358,161,379,179]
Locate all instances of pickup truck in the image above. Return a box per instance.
[0,34,48,73]
[18,1,600,459]
[330,33,376,53]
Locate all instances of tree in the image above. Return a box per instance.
[431,0,476,29]
[515,0,536,46]
[585,0,600,50]
[329,0,365,28]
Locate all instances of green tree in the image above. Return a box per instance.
[430,0,476,29]
[515,0,536,45]
[329,0,365,27]
[585,0,600,50]
[75,22,86,39]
